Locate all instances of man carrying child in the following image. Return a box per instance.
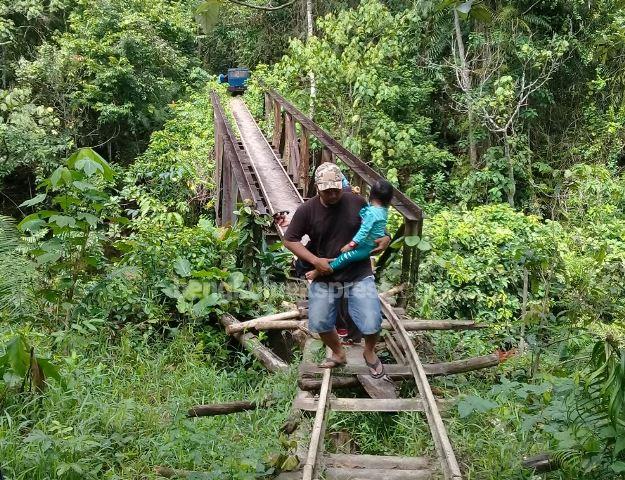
[283,163,393,378]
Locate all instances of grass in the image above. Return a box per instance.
[0,324,297,479]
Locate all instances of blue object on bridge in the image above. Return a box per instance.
[218,67,251,93]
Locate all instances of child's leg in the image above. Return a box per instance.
[330,243,374,271]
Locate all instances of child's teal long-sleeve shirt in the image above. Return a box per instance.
[352,205,389,247]
[329,205,388,272]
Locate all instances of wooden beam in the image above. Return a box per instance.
[324,454,430,470]
[293,397,440,412]
[219,314,288,372]
[324,467,432,480]
[302,354,332,480]
[380,296,462,480]
[299,353,499,378]
[299,127,310,196]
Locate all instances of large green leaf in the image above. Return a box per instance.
[174,257,192,277]
[457,394,497,418]
[36,358,61,383]
[67,148,114,181]
[195,0,221,33]
[19,193,47,208]
[49,215,77,228]
[4,336,30,377]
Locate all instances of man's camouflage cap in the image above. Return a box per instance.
[314,162,343,191]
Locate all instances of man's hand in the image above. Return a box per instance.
[273,211,290,228]
[340,243,354,253]
[312,257,333,275]
[371,235,391,254]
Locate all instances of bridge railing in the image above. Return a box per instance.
[259,82,424,285]
[212,91,267,226]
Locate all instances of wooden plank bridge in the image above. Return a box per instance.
[158,86,504,480]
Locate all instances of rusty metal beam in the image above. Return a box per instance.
[260,81,423,222]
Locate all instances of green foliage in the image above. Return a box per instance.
[17,148,124,326]
[0,335,60,395]
[0,327,296,479]
[122,85,217,223]
[0,215,38,321]
[417,204,554,331]
[0,87,70,182]
[16,0,206,161]
[260,0,455,205]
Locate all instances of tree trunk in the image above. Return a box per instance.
[306,0,316,119]
[453,9,477,167]
[504,134,515,207]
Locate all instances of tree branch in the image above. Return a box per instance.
[224,0,297,11]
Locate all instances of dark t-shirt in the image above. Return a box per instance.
[285,192,372,283]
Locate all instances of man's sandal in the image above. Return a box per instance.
[318,357,347,369]
[364,355,391,381]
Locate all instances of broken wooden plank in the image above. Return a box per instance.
[324,467,433,480]
[380,296,462,480]
[323,454,430,470]
[344,343,397,399]
[295,397,426,412]
[219,313,288,372]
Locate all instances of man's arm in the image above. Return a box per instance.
[370,235,391,254]
[283,240,333,275]
[283,202,333,275]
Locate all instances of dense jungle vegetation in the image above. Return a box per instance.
[1,0,625,478]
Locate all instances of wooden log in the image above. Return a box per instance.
[225,318,483,334]
[187,400,266,417]
[219,314,288,372]
[225,310,306,334]
[298,376,360,391]
[155,466,206,478]
[380,284,406,298]
[381,320,485,331]
[522,453,558,473]
[299,353,500,378]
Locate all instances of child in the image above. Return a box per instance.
[306,179,393,280]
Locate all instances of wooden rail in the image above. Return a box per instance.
[259,81,424,285]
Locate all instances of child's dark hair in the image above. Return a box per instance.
[370,179,393,207]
